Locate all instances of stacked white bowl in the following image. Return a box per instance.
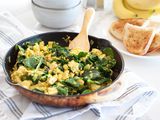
[32,0,82,28]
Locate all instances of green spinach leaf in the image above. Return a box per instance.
[78,52,87,59]
[15,45,25,52]
[23,56,44,69]
[103,47,114,58]
[65,78,80,88]
[83,69,101,80]
[57,87,68,96]
[81,89,92,94]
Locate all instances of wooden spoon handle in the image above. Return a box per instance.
[80,8,95,34]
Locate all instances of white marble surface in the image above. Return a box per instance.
[0,0,159,120]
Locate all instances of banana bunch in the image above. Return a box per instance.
[113,0,160,19]
[127,0,160,10]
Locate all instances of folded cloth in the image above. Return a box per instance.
[0,12,158,120]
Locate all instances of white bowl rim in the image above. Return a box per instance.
[32,0,81,10]
[32,0,80,9]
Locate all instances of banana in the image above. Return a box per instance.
[126,0,160,10]
[124,0,160,18]
[113,0,137,19]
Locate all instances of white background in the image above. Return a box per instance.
[0,0,159,120]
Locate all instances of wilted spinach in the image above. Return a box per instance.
[57,87,68,96]
[103,47,115,58]
[12,40,117,96]
[23,56,44,69]
[78,52,88,59]
[65,78,80,88]
[82,89,92,94]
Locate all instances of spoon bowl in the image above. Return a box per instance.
[69,8,95,52]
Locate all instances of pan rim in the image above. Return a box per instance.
[2,31,124,98]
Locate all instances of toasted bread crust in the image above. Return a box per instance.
[110,19,160,55]
[148,33,160,52]
[109,18,145,41]
[123,23,155,55]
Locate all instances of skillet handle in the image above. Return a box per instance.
[93,74,126,102]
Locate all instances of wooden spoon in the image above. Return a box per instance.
[69,8,95,52]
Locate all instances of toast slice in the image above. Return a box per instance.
[123,23,155,55]
[143,20,160,53]
[109,18,145,41]
[148,33,160,52]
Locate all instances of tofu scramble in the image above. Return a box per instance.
[11,40,116,96]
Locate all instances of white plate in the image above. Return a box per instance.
[105,16,160,59]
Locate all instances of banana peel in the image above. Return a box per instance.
[126,0,160,10]
[124,0,160,18]
[113,0,160,19]
[113,0,137,19]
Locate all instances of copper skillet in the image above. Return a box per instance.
[2,32,124,107]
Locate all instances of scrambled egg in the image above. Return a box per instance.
[11,41,116,96]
